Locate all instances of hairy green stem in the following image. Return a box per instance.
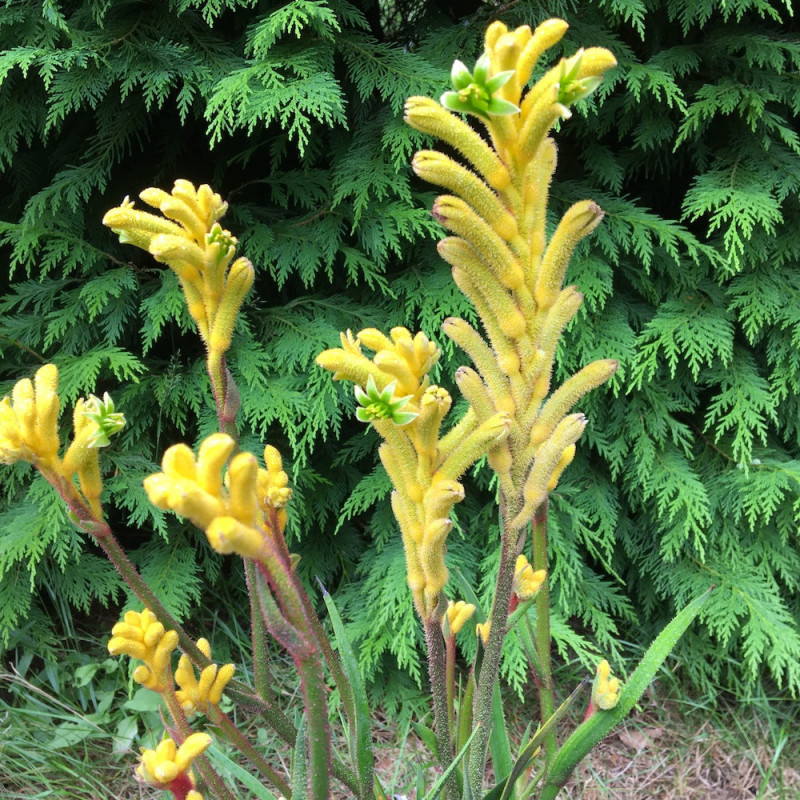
[532,499,556,768]
[210,706,291,797]
[244,558,275,703]
[424,614,459,800]
[467,499,519,798]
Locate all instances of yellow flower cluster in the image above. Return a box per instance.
[404,20,619,532]
[107,609,179,691]
[444,600,476,636]
[317,327,510,618]
[0,364,125,520]
[175,637,236,717]
[103,180,254,357]
[592,659,621,710]
[137,732,211,794]
[513,555,546,600]
[143,433,292,560]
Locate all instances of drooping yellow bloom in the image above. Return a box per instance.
[317,328,509,619]
[103,181,254,356]
[107,608,179,692]
[476,621,491,645]
[143,433,292,560]
[136,732,212,789]
[444,600,476,635]
[592,659,621,710]
[175,637,236,717]
[513,555,546,600]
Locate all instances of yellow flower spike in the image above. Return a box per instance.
[206,516,264,559]
[476,621,491,645]
[515,18,570,90]
[208,256,255,355]
[534,201,605,310]
[404,96,512,192]
[592,659,621,710]
[436,411,510,483]
[515,414,587,528]
[514,555,546,600]
[518,92,572,163]
[547,443,576,492]
[195,433,235,495]
[529,359,619,447]
[444,600,476,635]
[228,451,259,526]
[432,196,524,291]
[412,151,518,242]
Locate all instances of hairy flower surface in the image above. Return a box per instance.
[444,600,476,635]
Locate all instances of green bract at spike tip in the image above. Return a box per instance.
[441,54,520,119]
[354,376,418,426]
[83,393,126,448]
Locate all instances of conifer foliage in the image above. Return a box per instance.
[1,0,799,697]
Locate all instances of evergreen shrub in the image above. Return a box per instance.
[1,0,799,698]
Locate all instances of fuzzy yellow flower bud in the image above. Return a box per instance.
[444,600,476,635]
[592,659,621,710]
[476,621,491,645]
[514,555,546,600]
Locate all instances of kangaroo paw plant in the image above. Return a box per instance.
[0,17,712,800]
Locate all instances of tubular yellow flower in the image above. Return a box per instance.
[444,600,476,635]
[404,96,512,191]
[107,609,179,692]
[0,365,62,469]
[137,732,212,789]
[592,659,621,710]
[513,555,546,600]
[175,637,236,716]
